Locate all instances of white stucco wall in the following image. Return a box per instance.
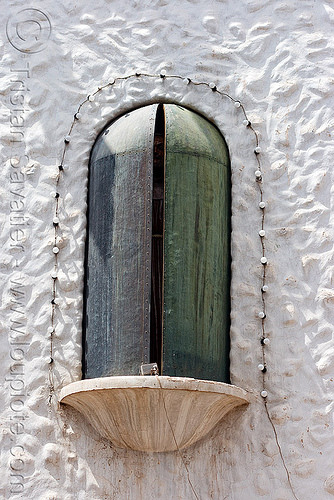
[1,1,333,498]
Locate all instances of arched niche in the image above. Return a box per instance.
[60,103,250,452]
[83,103,231,383]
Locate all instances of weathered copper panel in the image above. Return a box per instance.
[163,105,231,382]
[84,105,157,378]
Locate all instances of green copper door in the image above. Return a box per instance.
[84,104,231,383]
[163,105,231,382]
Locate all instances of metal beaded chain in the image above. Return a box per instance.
[49,71,268,405]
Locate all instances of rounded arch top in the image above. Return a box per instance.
[91,104,159,162]
[164,104,228,162]
[91,103,229,165]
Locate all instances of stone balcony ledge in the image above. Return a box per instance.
[60,376,249,452]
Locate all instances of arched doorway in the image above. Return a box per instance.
[83,103,231,382]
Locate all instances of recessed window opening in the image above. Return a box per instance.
[83,103,231,383]
[150,104,165,372]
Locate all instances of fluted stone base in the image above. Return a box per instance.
[60,376,249,452]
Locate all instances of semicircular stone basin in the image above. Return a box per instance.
[59,376,249,453]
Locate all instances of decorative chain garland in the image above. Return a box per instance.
[49,71,268,402]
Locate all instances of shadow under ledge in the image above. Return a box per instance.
[59,376,250,453]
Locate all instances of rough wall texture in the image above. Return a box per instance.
[0,0,333,499]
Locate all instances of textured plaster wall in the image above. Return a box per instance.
[0,0,333,499]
